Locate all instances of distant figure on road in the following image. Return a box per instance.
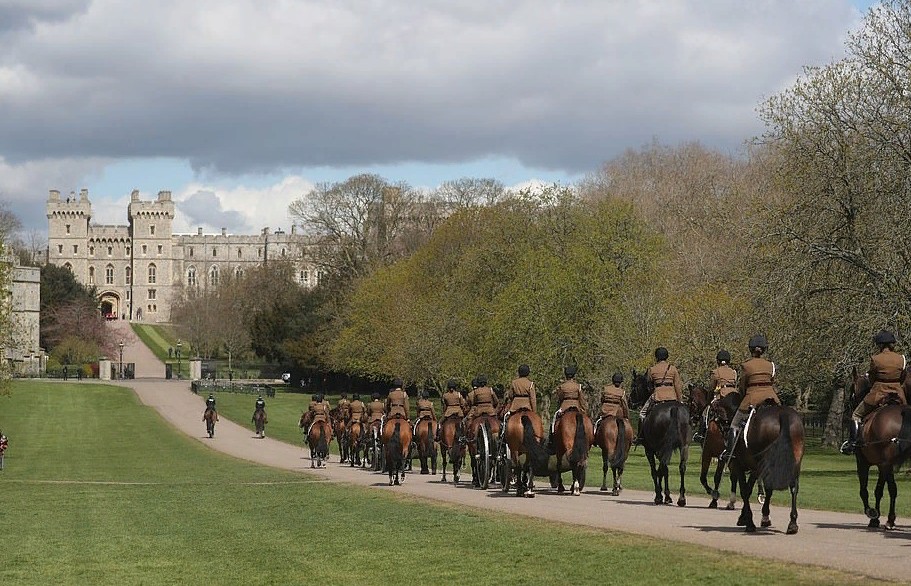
[63,365,68,381]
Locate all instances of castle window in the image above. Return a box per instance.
[108,246,113,256]
[237,248,242,259]
[257,248,262,258]
[90,246,95,256]
[234,267,243,279]
[88,266,95,285]
[187,266,197,287]
[148,263,157,284]
[142,245,147,255]
[126,247,131,255]
[150,225,156,236]
[300,270,308,283]
[57,244,63,254]
[209,265,219,287]
[148,289,156,300]
[73,245,78,254]
[65,224,71,234]
[126,290,131,300]
[125,266,132,285]
[105,264,114,285]
[188,247,193,257]
[281,248,286,257]
[317,271,324,284]
[212,248,217,257]
[157,244,163,254]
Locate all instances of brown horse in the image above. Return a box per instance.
[252,409,267,438]
[639,401,690,506]
[331,409,349,464]
[728,401,804,533]
[413,417,438,475]
[348,420,365,467]
[467,414,500,488]
[594,415,633,495]
[502,410,548,497]
[382,417,412,486]
[850,369,911,529]
[700,393,740,509]
[306,418,332,468]
[438,415,465,484]
[550,410,594,495]
[686,383,710,430]
[203,408,218,438]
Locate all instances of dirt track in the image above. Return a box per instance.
[114,376,911,582]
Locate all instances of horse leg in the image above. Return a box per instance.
[601,454,609,492]
[659,463,672,505]
[726,466,738,510]
[700,448,714,503]
[786,477,799,534]
[526,466,536,498]
[677,445,688,507]
[857,458,875,522]
[738,472,758,532]
[872,473,887,529]
[612,465,623,496]
[885,469,897,529]
[645,451,662,505]
[761,488,773,528]
[441,446,448,483]
[310,446,316,468]
[573,464,583,496]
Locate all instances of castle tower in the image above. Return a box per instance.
[128,190,175,322]
[46,188,93,283]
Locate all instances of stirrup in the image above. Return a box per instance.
[839,440,855,455]
[692,432,705,443]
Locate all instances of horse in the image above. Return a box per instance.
[638,401,690,506]
[252,409,267,438]
[438,415,465,484]
[305,418,332,468]
[382,417,412,486]
[686,382,711,430]
[629,369,650,410]
[365,419,383,471]
[413,417,438,475]
[348,420,365,467]
[550,410,594,495]
[594,415,633,495]
[502,410,548,497]
[203,408,218,438]
[727,400,804,533]
[331,409,349,464]
[698,392,740,509]
[849,368,911,529]
[467,414,500,488]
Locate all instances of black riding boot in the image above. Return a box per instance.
[720,427,738,461]
[840,420,860,455]
[693,418,706,443]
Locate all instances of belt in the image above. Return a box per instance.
[720,384,736,388]
[476,400,492,405]
[747,381,772,388]
[878,378,901,383]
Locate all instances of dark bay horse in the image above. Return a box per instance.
[203,408,218,438]
[550,410,594,495]
[594,415,633,495]
[330,408,349,464]
[686,383,710,430]
[439,415,464,484]
[700,392,740,509]
[252,409,267,438]
[467,414,500,488]
[502,411,549,497]
[850,369,911,529]
[303,417,331,468]
[414,417,438,475]
[348,420,365,467]
[728,402,804,533]
[639,401,690,506]
[382,417,412,486]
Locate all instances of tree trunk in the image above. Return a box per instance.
[823,381,847,448]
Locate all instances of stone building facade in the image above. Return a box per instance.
[1,253,43,374]
[46,188,318,324]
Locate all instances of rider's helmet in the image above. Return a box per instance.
[372,392,381,401]
[564,364,577,378]
[316,393,324,402]
[518,364,530,377]
[420,389,430,399]
[392,377,403,388]
[748,335,768,352]
[874,330,896,346]
[340,392,348,399]
[208,393,214,399]
[612,372,624,385]
[716,350,731,364]
[476,374,488,386]
[655,347,669,361]
[257,394,263,400]
[352,393,361,401]
[447,378,458,390]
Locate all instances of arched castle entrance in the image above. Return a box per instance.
[99,291,122,320]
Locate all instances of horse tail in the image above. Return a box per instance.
[425,420,434,454]
[610,418,627,468]
[760,409,799,491]
[570,413,587,465]
[658,405,680,467]
[390,422,403,466]
[317,422,328,455]
[521,415,549,472]
[894,407,911,470]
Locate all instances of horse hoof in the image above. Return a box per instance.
[737,515,747,527]
[525,492,536,498]
[786,522,799,535]
[654,497,663,505]
[708,501,718,509]
[711,490,720,500]
[664,496,673,505]
[677,498,686,507]
[600,486,608,492]
[611,489,620,496]
[869,518,880,529]
[558,486,565,494]
[388,480,394,486]
[761,519,772,528]
[310,463,315,469]
[725,502,736,511]
[745,524,757,533]
[573,488,581,496]
[865,507,879,520]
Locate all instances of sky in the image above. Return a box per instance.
[0,0,879,236]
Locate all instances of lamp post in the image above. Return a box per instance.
[118,340,125,379]
[176,340,182,381]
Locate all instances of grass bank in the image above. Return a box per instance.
[0,381,879,585]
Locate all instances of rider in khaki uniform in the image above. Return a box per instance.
[694,350,738,443]
[413,389,437,436]
[842,330,907,454]
[637,348,683,439]
[365,392,385,432]
[552,365,588,432]
[721,335,781,460]
[337,393,351,422]
[306,393,330,434]
[505,364,537,415]
[385,378,409,421]
[437,379,466,440]
[466,375,498,440]
[596,372,630,434]
[348,394,366,426]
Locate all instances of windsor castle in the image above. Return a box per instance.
[46,188,318,324]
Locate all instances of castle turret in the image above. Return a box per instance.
[46,188,93,280]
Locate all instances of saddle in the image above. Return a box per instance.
[863,394,903,421]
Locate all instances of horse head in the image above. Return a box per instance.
[850,365,871,407]
[629,368,650,409]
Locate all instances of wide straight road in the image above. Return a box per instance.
[118,378,911,583]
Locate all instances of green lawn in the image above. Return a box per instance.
[131,323,189,378]
[0,381,882,585]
